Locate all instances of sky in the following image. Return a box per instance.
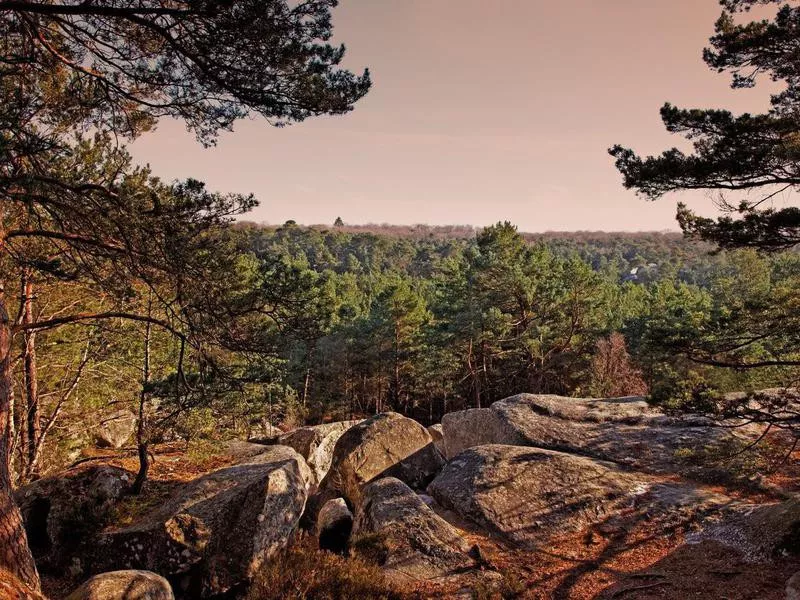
[129,0,781,232]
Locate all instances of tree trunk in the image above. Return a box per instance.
[22,277,39,479]
[302,340,314,409]
[0,291,41,590]
[132,307,152,495]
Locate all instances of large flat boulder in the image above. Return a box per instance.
[428,445,643,546]
[278,420,361,483]
[93,445,312,597]
[442,394,741,474]
[66,570,173,600]
[318,412,445,509]
[352,477,477,584]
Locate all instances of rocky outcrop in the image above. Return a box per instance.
[441,394,742,474]
[317,498,353,553]
[278,421,361,483]
[428,445,643,546]
[94,409,137,449]
[318,413,445,508]
[352,478,477,584]
[15,466,131,571]
[66,570,173,600]
[94,445,312,597]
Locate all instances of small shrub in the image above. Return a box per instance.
[246,536,404,600]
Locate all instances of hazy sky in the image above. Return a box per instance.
[129,1,780,232]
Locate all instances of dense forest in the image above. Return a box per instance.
[9,221,798,486]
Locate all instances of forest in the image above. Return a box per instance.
[9,221,798,485]
[3,1,800,599]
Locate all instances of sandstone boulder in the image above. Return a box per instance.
[94,445,312,597]
[279,420,361,483]
[15,465,131,571]
[66,570,173,600]
[352,477,477,584]
[787,571,800,600]
[427,424,445,456]
[94,409,137,449]
[692,496,800,561]
[317,498,353,553]
[318,413,444,508]
[428,445,642,546]
[441,394,742,474]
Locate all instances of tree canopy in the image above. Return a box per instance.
[610,0,800,250]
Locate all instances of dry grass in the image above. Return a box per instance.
[246,535,405,600]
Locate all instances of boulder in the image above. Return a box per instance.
[787,571,800,600]
[94,445,312,597]
[94,409,137,449]
[317,498,353,553]
[441,394,744,474]
[66,570,173,600]
[427,445,642,546]
[279,421,361,483]
[318,413,445,509]
[427,424,445,456]
[352,477,477,584]
[692,496,800,561]
[14,465,131,571]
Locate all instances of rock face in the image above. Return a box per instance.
[427,424,445,456]
[94,409,137,449]
[352,477,476,584]
[15,466,131,570]
[787,571,800,600]
[441,394,737,473]
[317,498,353,553]
[318,413,445,508]
[428,445,642,546]
[94,445,312,597]
[693,496,800,561]
[66,570,173,600]
[278,421,361,483]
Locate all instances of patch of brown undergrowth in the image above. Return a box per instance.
[247,536,405,600]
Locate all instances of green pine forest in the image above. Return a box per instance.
[12,219,799,479]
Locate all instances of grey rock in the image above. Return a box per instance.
[427,424,445,456]
[94,445,312,597]
[94,409,137,449]
[442,394,745,474]
[279,420,361,483]
[318,412,445,509]
[66,570,173,600]
[14,465,130,571]
[352,477,476,584]
[428,444,643,546]
[691,496,800,561]
[787,571,800,600]
[317,498,353,553]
